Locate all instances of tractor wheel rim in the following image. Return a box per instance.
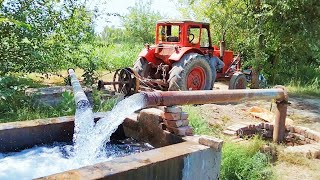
[187,66,206,90]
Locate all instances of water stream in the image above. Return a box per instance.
[0,93,150,179]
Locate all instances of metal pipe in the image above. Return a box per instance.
[68,69,91,109]
[142,89,286,107]
[273,86,289,143]
[142,87,288,142]
[273,101,288,143]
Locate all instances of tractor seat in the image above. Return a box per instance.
[167,36,179,42]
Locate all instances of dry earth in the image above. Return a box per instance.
[199,82,320,180]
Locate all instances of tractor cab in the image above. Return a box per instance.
[155,20,212,50]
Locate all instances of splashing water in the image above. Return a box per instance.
[72,93,148,162]
[0,139,153,180]
[0,93,150,179]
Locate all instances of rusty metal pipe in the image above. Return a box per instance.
[142,87,288,142]
[142,89,286,107]
[68,69,91,109]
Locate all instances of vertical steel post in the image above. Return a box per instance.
[273,101,288,143]
[272,86,289,143]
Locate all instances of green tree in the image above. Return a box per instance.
[121,0,163,44]
[0,0,95,75]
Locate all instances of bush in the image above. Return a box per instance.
[221,137,273,180]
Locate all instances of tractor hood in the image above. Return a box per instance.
[138,44,203,65]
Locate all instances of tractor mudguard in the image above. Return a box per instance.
[138,48,156,64]
[169,47,203,61]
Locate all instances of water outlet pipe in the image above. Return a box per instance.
[68,69,91,109]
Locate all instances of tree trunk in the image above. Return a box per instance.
[250,69,259,89]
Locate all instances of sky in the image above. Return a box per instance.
[88,0,181,33]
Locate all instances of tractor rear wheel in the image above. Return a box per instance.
[133,57,149,78]
[229,72,247,89]
[168,53,213,91]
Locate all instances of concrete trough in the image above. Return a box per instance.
[0,109,223,180]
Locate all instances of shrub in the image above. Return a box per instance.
[221,137,273,180]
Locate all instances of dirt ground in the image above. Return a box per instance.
[202,82,320,180]
[209,82,320,131]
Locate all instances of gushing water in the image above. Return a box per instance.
[0,93,150,179]
[72,93,148,162]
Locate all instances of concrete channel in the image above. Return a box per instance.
[0,109,223,180]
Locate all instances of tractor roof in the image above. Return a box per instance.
[157,19,210,26]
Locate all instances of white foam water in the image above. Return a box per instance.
[72,93,147,162]
[0,139,153,180]
[0,93,149,179]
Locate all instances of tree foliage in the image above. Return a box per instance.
[179,0,320,84]
[121,0,163,44]
[0,0,95,75]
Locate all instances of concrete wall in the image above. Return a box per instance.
[0,116,74,152]
[39,141,222,180]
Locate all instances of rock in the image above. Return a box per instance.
[138,108,164,123]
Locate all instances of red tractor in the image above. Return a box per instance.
[99,20,246,96]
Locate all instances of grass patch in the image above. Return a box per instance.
[277,152,312,167]
[287,78,320,97]
[0,91,76,123]
[92,90,117,112]
[221,137,273,180]
[183,105,222,136]
[184,104,273,180]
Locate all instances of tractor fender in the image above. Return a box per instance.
[169,47,204,61]
[138,48,156,64]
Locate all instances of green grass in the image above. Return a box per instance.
[184,105,273,180]
[0,74,118,123]
[221,137,273,180]
[183,105,222,136]
[286,78,320,97]
[0,92,76,123]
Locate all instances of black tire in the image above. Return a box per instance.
[168,53,213,91]
[229,72,247,89]
[133,57,149,78]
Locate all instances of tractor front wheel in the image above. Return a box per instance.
[169,53,213,91]
[229,72,247,89]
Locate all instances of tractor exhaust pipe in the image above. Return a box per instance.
[219,30,226,59]
[141,87,288,143]
[68,69,91,109]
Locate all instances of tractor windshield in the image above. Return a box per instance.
[158,25,180,43]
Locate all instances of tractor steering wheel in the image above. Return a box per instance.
[189,33,195,43]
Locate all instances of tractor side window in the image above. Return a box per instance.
[188,27,200,44]
[158,25,180,42]
[200,28,209,47]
